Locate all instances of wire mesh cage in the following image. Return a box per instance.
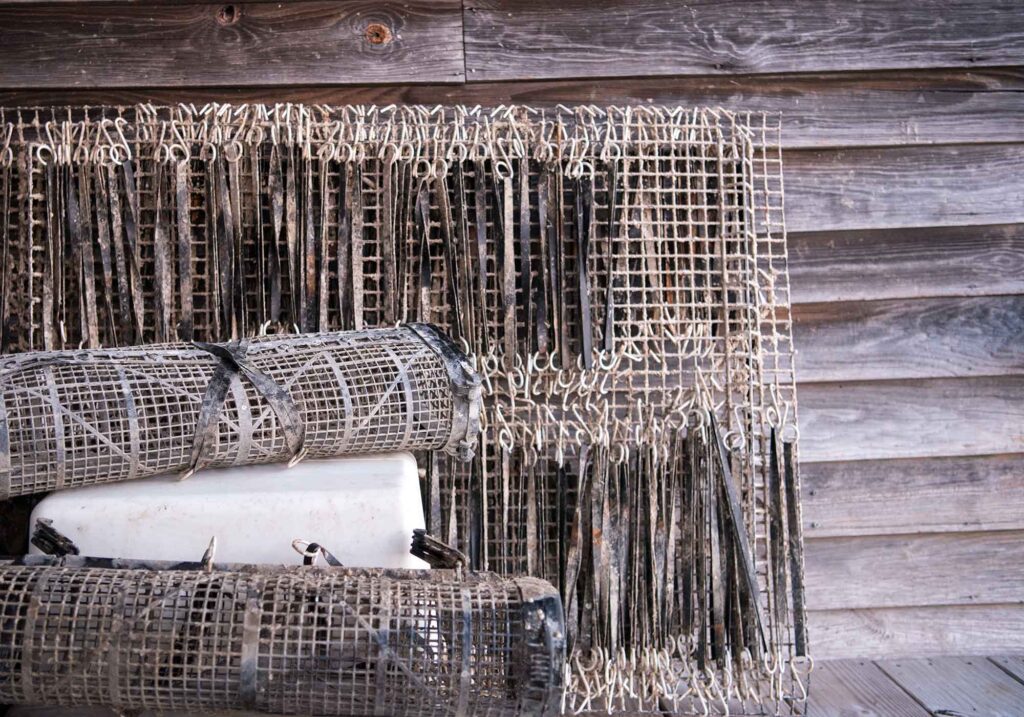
[0,104,809,714]
[0,555,565,716]
[0,324,482,499]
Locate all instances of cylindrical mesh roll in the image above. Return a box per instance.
[0,557,564,716]
[0,324,482,498]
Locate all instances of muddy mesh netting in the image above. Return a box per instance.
[0,324,482,499]
[0,104,809,714]
[0,556,564,716]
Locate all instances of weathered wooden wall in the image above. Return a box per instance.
[1,0,1022,661]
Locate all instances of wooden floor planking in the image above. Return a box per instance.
[991,656,1024,685]
[878,656,1024,716]
[808,660,930,717]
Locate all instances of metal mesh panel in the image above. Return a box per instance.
[0,104,808,714]
[0,557,564,716]
[0,324,481,499]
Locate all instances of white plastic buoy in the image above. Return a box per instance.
[29,452,429,569]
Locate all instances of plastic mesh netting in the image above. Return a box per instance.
[0,104,809,714]
[0,556,564,716]
[0,324,482,499]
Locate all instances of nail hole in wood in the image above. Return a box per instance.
[365,23,392,46]
[216,4,241,26]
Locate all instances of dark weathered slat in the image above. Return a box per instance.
[784,144,1024,232]
[3,69,1024,149]
[878,656,1024,717]
[463,0,1024,80]
[991,656,1024,685]
[798,376,1024,463]
[807,660,931,717]
[0,1,465,88]
[802,454,1024,538]
[793,295,1024,382]
[805,531,1024,610]
[810,605,1024,660]
[789,223,1024,303]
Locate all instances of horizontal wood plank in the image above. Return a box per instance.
[802,454,1024,538]
[878,656,1024,717]
[784,144,1024,232]
[805,531,1024,610]
[2,69,1023,149]
[798,376,1024,463]
[463,0,1024,80]
[809,604,1024,660]
[793,295,1024,382]
[807,660,931,717]
[789,223,1024,303]
[0,1,465,88]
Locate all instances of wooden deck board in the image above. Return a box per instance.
[991,656,1024,685]
[878,656,1024,717]
[808,660,930,717]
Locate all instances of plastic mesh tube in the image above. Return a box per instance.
[0,556,564,716]
[0,324,482,498]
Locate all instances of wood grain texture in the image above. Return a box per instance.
[0,1,465,88]
[802,454,1024,538]
[991,656,1024,685]
[789,223,1024,303]
[793,295,1024,382]
[3,69,1024,149]
[878,656,1024,717]
[807,660,931,717]
[805,531,1024,610]
[784,144,1024,232]
[463,0,1024,80]
[809,605,1024,660]
[798,376,1024,463]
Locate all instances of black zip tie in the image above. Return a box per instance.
[183,339,305,480]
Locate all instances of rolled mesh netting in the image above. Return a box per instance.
[0,556,565,716]
[0,324,482,499]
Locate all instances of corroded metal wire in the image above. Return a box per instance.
[0,324,482,499]
[0,556,565,716]
[0,104,807,715]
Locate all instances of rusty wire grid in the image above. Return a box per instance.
[0,324,482,499]
[0,104,808,715]
[0,556,564,716]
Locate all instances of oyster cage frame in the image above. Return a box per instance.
[0,104,809,715]
[0,556,565,716]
